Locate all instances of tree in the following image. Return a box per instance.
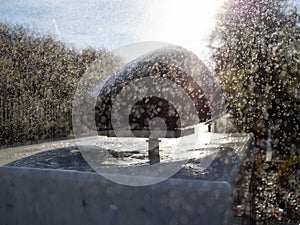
[0,21,121,145]
[210,0,300,156]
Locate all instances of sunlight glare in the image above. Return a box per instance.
[137,0,225,56]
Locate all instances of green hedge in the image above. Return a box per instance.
[0,118,71,146]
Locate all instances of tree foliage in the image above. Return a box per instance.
[0,22,120,146]
[210,0,300,155]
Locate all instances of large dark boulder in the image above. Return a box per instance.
[95,46,222,138]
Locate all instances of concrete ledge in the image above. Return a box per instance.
[0,166,233,225]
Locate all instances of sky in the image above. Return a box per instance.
[0,0,299,57]
[0,0,226,56]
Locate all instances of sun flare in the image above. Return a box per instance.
[159,0,224,40]
[137,0,225,57]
